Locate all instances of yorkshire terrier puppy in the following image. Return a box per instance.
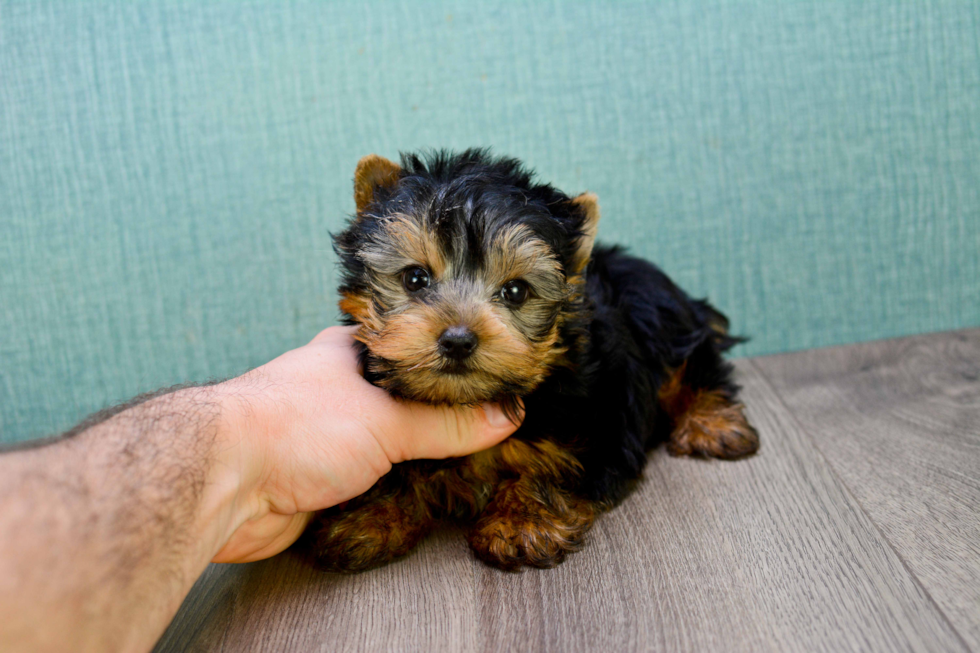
[307,149,758,572]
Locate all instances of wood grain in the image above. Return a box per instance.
[473,364,965,653]
[754,328,980,650]
[156,529,484,653]
[155,331,980,652]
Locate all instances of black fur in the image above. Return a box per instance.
[559,244,743,502]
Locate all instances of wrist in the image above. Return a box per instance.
[202,374,321,563]
[184,381,269,560]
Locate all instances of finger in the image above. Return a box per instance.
[385,398,525,462]
[467,401,525,452]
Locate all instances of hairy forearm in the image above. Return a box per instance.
[0,327,520,652]
[0,386,244,652]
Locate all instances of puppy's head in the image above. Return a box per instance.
[333,149,599,410]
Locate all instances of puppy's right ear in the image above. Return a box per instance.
[354,154,402,214]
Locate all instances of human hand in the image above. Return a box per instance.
[209,326,523,563]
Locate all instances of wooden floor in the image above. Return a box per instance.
[156,329,980,653]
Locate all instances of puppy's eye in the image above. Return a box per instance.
[402,267,430,293]
[500,280,529,306]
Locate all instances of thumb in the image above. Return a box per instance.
[384,400,524,462]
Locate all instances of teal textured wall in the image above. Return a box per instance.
[2,1,979,443]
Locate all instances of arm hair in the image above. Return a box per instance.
[0,385,235,652]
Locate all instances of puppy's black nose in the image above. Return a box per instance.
[438,326,478,361]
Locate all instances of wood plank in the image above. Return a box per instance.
[754,328,980,650]
[156,360,968,652]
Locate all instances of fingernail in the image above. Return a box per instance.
[482,403,509,428]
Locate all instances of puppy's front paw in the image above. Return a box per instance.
[467,480,595,571]
[309,499,432,573]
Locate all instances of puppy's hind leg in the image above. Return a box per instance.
[658,342,759,459]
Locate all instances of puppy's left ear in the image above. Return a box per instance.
[569,192,601,274]
[354,154,402,214]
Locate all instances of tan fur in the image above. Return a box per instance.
[569,192,601,273]
[482,224,564,292]
[354,154,402,214]
[657,362,689,410]
[338,291,372,323]
[375,213,449,278]
[659,364,759,458]
[467,477,597,570]
[469,438,584,481]
[310,485,435,573]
